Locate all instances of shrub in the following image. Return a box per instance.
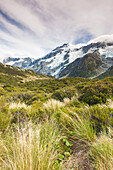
[79,92,107,105]
[0,87,5,95]
[9,102,31,124]
[91,106,113,132]
[0,97,11,132]
[0,107,11,132]
[78,82,112,105]
[51,87,77,101]
[3,84,14,92]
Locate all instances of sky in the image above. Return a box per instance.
[0,0,113,61]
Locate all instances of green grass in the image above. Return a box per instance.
[0,119,63,170]
[57,109,96,147]
[90,130,113,170]
[1,98,113,169]
[1,64,113,169]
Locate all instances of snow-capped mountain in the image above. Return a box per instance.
[3,34,113,78]
[3,57,35,69]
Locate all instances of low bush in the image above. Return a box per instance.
[84,105,113,133]
[51,87,77,101]
[9,102,31,125]
[0,97,11,132]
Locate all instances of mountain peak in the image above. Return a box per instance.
[3,34,113,79]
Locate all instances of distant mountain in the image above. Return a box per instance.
[3,57,35,69]
[3,34,113,79]
[58,51,113,78]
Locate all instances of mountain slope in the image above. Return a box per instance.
[96,66,113,79]
[3,34,113,79]
[3,57,35,69]
[58,51,113,78]
[0,63,51,87]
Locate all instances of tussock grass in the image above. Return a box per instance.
[63,96,78,106]
[1,98,113,169]
[107,99,113,109]
[59,109,96,147]
[9,102,31,110]
[63,97,71,105]
[43,99,65,113]
[90,130,113,170]
[0,119,62,170]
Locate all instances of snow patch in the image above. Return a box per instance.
[5,61,16,66]
[48,51,67,69]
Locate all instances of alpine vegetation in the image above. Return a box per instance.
[0,63,113,169]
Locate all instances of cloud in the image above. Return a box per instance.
[0,0,113,60]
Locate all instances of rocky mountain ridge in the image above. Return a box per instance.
[3,34,113,79]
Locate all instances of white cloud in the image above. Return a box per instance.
[0,0,113,60]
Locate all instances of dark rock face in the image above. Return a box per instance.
[52,43,68,52]
[81,42,107,54]
[58,51,113,78]
[64,53,70,60]
[3,57,20,63]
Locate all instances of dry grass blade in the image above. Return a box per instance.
[0,119,63,170]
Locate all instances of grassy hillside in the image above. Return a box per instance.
[1,64,113,169]
[96,65,113,79]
